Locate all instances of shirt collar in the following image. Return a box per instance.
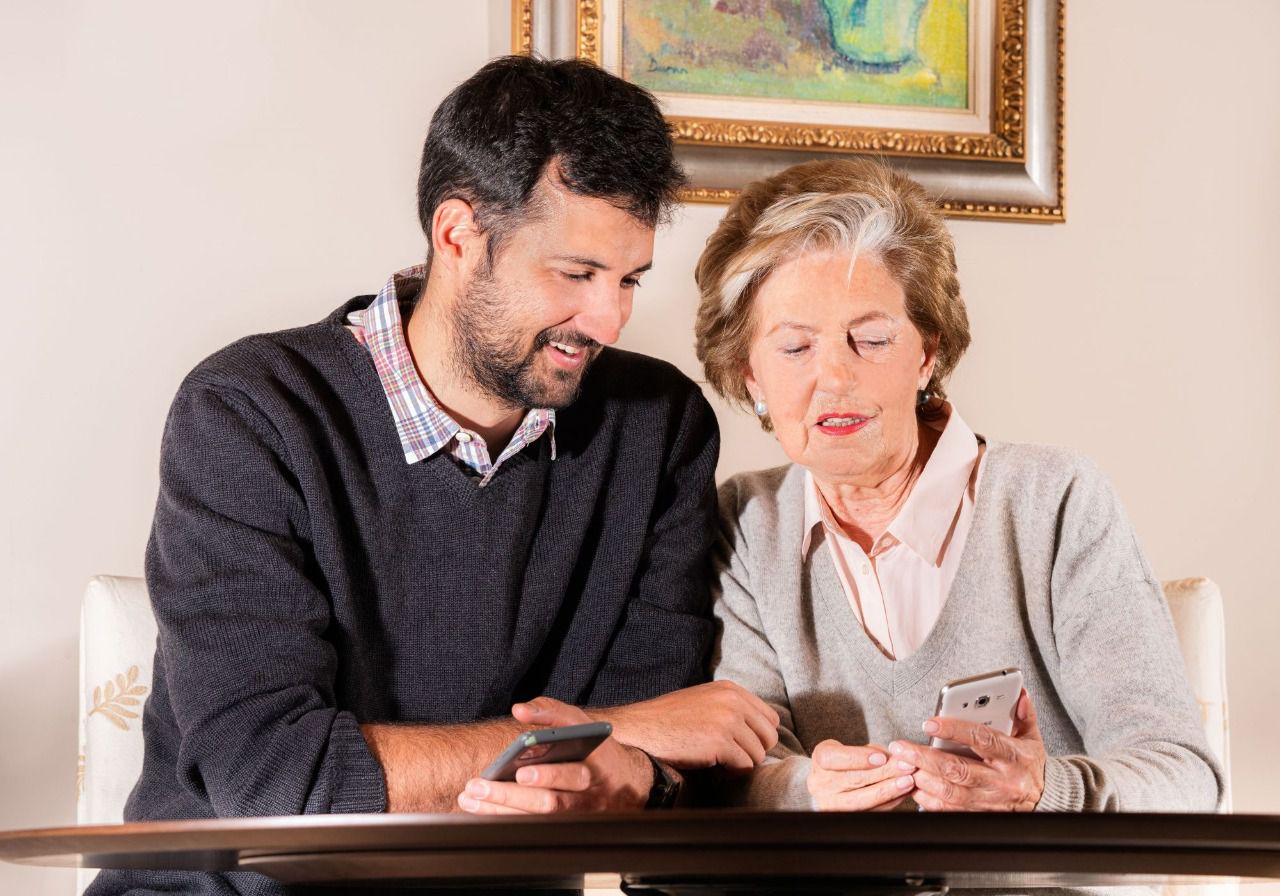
[886,404,979,565]
[349,265,557,465]
[801,402,979,566]
[801,468,830,558]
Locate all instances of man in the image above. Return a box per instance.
[88,56,777,895]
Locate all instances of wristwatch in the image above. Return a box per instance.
[644,752,681,810]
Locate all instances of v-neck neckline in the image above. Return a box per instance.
[328,300,552,500]
[782,441,998,696]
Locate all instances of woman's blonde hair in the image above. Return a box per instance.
[694,158,970,426]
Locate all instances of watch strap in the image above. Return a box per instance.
[644,751,680,810]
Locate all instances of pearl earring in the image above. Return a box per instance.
[753,399,768,417]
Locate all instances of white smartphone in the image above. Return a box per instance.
[930,667,1024,759]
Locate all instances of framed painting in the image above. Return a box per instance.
[512,0,1064,222]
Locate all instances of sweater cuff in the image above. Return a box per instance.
[326,712,388,814]
[750,755,817,810]
[1035,756,1083,812]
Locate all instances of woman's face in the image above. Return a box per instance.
[744,249,936,485]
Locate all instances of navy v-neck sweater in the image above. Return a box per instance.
[115,296,719,842]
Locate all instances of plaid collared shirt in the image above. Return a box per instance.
[347,265,556,486]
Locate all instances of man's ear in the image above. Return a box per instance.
[430,199,484,276]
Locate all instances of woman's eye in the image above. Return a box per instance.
[781,344,810,357]
[852,335,893,356]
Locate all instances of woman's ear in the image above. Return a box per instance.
[743,365,761,405]
[918,335,939,390]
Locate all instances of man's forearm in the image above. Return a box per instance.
[360,719,526,813]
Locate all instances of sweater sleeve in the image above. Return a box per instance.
[709,479,815,810]
[145,382,386,817]
[585,383,720,704]
[1036,458,1224,812]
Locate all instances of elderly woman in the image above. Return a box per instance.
[696,158,1223,813]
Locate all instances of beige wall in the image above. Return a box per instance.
[2,2,1278,893]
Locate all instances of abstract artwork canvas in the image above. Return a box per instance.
[622,0,970,111]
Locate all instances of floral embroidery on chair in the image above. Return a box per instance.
[77,751,86,797]
[88,665,148,731]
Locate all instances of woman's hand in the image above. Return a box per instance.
[807,740,917,811]
[896,689,1046,812]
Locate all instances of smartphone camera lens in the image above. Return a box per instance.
[976,695,990,708]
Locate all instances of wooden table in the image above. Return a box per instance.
[4,811,1279,893]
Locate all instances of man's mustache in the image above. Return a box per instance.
[533,329,600,352]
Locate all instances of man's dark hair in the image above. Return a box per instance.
[417,55,685,267]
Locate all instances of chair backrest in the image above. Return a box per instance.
[1161,576,1232,811]
[1158,582,1234,896]
[77,575,157,893]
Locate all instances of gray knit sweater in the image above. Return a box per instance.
[711,441,1224,812]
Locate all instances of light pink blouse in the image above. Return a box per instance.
[802,404,984,660]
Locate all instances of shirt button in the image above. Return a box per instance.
[861,564,870,575]
[456,432,472,444]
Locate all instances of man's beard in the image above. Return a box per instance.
[449,265,599,411]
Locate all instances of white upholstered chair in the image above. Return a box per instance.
[78,576,158,825]
[1162,576,1232,812]
[77,575,158,893]
[76,574,1231,893]
[1160,579,1235,896]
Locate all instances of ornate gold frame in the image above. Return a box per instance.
[512,0,1064,222]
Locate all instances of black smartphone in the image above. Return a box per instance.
[479,721,613,782]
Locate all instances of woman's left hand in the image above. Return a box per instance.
[892,689,1046,812]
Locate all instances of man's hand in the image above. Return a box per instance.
[457,697,650,815]
[897,689,1046,812]
[590,681,780,771]
[807,740,916,811]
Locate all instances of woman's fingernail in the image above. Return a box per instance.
[896,775,914,789]
[898,760,914,771]
[922,720,939,734]
[888,742,903,755]
[868,752,886,766]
